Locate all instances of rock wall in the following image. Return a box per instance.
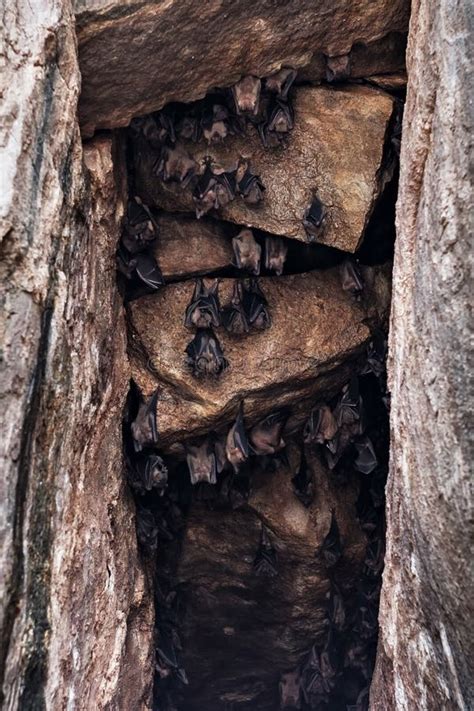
[370,0,474,709]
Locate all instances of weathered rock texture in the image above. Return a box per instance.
[135,86,394,252]
[75,0,409,136]
[177,448,367,711]
[128,267,391,450]
[370,1,474,709]
[0,5,152,707]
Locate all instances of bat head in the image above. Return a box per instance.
[325,54,351,83]
[265,67,297,100]
[186,438,217,485]
[264,236,287,275]
[232,75,262,115]
[303,196,327,240]
[232,229,261,274]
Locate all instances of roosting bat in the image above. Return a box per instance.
[155,106,176,143]
[259,98,294,146]
[184,278,221,329]
[242,278,271,329]
[363,331,387,378]
[175,111,201,142]
[253,525,278,576]
[325,54,351,82]
[354,436,378,474]
[356,600,379,641]
[279,669,302,710]
[129,453,168,495]
[221,281,249,335]
[121,197,159,254]
[303,197,326,240]
[131,388,160,452]
[319,511,342,568]
[235,158,265,204]
[364,536,384,578]
[249,409,287,455]
[117,247,165,291]
[304,405,338,444]
[301,646,327,706]
[225,402,249,471]
[154,143,197,186]
[340,259,364,297]
[201,103,229,144]
[345,640,373,681]
[335,378,364,431]
[265,68,297,100]
[185,329,228,378]
[327,579,346,631]
[291,448,314,508]
[319,627,340,691]
[193,159,236,217]
[186,438,217,485]
[232,228,261,275]
[232,75,262,115]
[136,505,158,554]
[264,235,288,275]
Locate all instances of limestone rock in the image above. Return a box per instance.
[75,0,409,136]
[135,86,394,252]
[127,266,390,451]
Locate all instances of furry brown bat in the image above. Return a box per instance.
[327,580,346,631]
[303,196,326,241]
[319,627,340,691]
[154,143,197,186]
[186,438,217,485]
[221,281,249,335]
[232,75,262,115]
[201,103,229,144]
[249,409,287,455]
[354,436,378,474]
[364,536,384,578]
[265,68,297,100]
[193,159,236,217]
[117,247,165,291]
[301,646,327,705]
[184,278,221,329]
[242,278,271,329]
[131,388,159,452]
[259,98,294,146]
[121,197,159,254]
[253,525,278,576]
[175,112,201,142]
[264,235,287,275]
[279,670,302,710]
[225,402,249,471]
[136,505,158,554]
[335,378,364,430]
[185,329,228,378]
[292,448,314,508]
[319,511,342,568]
[232,228,261,275]
[325,54,351,82]
[235,158,265,204]
[340,259,364,297]
[129,453,168,495]
[304,405,338,444]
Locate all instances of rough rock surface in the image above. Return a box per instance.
[0,5,153,705]
[75,0,409,136]
[370,1,474,709]
[177,447,367,711]
[135,86,394,252]
[127,267,391,450]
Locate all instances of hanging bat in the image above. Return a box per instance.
[186,438,217,485]
[261,98,294,144]
[225,402,249,471]
[264,235,287,275]
[303,405,338,444]
[346,686,370,711]
[363,330,387,378]
[221,281,249,334]
[249,409,288,455]
[184,278,221,329]
[201,103,229,144]
[319,511,342,567]
[292,448,314,508]
[354,436,378,474]
[301,646,326,704]
[136,505,158,554]
[175,112,201,142]
[185,329,228,378]
[232,75,262,115]
[235,158,265,204]
[137,115,164,150]
[303,197,326,241]
[325,53,351,82]
[154,143,197,186]
[193,160,219,217]
[357,600,379,640]
[121,197,159,254]
[253,524,278,576]
[131,388,159,452]
[211,161,237,209]
[319,627,340,691]
[220,470,251,509]
[334,378,364,431]
[116,247,165,291]
[232,228,261,275]
[129,453,168,495]
[279,669,301,710]
[340,259,364,297]
[265,68,297,100]
[345,641,373,681]
[155,106,176,143]
[364,536,384,578]
[327,580,346,631]
[242,278,271,329]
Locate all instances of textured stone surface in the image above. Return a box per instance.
[127,266,391,450]
[135,86,394,252]
[177,447,367,711]
[370,1,474,709]
[75,0,410,136]
[0,4,153,703]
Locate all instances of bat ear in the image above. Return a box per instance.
[194,278,204,298]
[210,279,219,295]
[147,388,160,415]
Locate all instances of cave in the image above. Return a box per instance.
[1,2,472,711]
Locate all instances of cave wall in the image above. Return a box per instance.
[370,0,474,709]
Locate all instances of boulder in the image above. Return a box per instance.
[135,85,394,252]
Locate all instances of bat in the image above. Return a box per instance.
[185,328,228,378]
[364,536,384,578]
[253,525,278,576]
[136,115,164,150]
[211,161,237,208]
[345,641,373,682]
[357,600,379,640]
[154,143,197,186]
[235,158,265,204]
[131,388,159,452]
[303,197,326,241]
[362,330,387,378]
[136,505,158,554]
[219,470,251,509]
[264,235,287,275]
[334,378,364,431]
[303,405,338,444]
[327,580,345,631]
[354,436,378,474]
[279,670,302,710]
[319,627,340,691]
[325,54,351,82]
[175,112,201,142]
[193,159,219,217]
[249,409,288,455]
[319,511,342,568]
[155,106,176,143]
[265,68,297,100]
[129,453,168,495]
[201,103,229,144]
[121,197,159,254]
[291,448,314,507]
[225,402,249,471]
[346,686,370,711]
[259,98,294,146]
[221,281,249,335]
[232,75,262,115]
[232,228,261,275]
[184,278,221,329]
[116,247,165,291]
[301,645,327,705]
[186,438,217,485]
[340,259,364,297]
[242,278,271,329]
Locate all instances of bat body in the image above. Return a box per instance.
[303,197,326,241]
[265,68,297,100]
[129,453,168,495]
[131,389,159,452]
[232,229,261,275]
[154,143,196,186]
[319,511,342,568]
[364,536,384,578]
[354,436,378,474]
[176,113,201,142]
[184,278,221,329]
[221,281,249,334]
[327,580,345,631]
[185,329,228,378]
[242,278,271,329]
[253,525,278,576]
[225,402,250,471]
[304,404,338,444]
[326,54,351,82]
[136,505,158,554]
[117,247,165,291]
[279,670,302,710]
[301,646,327,705]
[193,159,236,217]
[201,103,229,144]
[341,259,364,297]
[232,75,262,115]
[249,409,287,455]
[260,98,294,146]
[292,449,314,508]
[319,628,340,691]
[235,159,265,204]
[121,197,159,254]
[264,235,287,275]
[186,438,217,485]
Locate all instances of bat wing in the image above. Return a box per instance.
[135,253,164,290]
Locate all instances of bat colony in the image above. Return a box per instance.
[117,66,390,711]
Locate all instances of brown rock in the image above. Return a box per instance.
[75,0,409,136]
[135,86,394,252]
[127,267,390,450]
